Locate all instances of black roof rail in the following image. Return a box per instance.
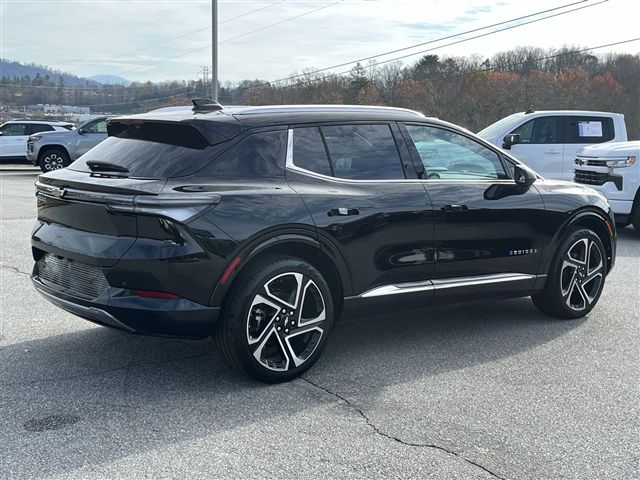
[525,109,535,114]
[192,98,223,113]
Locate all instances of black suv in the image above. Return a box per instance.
[31,103,616,382]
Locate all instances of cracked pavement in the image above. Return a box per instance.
[1,169,639,479]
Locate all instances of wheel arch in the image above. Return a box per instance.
[38,144,71,161]
[210,231,352,319]
[543,208,615,275]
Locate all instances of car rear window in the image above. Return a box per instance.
[69,122,218,179]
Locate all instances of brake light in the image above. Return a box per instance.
[133,289,181,299]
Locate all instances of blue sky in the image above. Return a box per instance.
[0,0,637,83]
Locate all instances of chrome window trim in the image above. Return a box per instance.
[358,273,544,298]
[285,128,518,186]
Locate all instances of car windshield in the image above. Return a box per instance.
[477,113,523,138]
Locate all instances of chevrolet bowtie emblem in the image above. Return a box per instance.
[49,187,66,198]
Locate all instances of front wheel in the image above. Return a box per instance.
[39,149,70,173]
[532,228,607,319]
[215,256,334,383]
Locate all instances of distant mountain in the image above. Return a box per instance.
[0,58,97,86]
[88,74,131,86]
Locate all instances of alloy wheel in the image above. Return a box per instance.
[246,272,326,372]
[43,153,65,170]
[560,238,604,311]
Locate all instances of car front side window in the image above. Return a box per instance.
[511,117,560,144]
[405,124,508,180]
[1,124,28,136]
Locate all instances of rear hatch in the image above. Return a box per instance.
[33,118,237,270]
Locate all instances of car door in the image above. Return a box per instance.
[400,122,547,302]
[0,123,29,158]
[562,115,615,177]
[76,118,108,156]
[285,123,436,307]
[508,116,564,179]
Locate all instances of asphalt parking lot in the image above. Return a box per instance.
[0,168,638,480]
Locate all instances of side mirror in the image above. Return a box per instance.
[0,131,3,136]
[514,164,536,188]
[78,128,86,135]
[502,133,521,150]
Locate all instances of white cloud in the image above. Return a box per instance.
[1,0,638,83]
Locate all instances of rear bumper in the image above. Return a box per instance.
[32,276,220,339]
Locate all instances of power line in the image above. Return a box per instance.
[71,1,285,75]
[228,0,607,94]
[82,91,195,108]
[117,0,344,76]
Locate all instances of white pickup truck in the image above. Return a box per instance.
[574,141,640,230]
[478,110,628,180]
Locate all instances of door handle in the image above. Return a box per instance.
[442,204,468,212]
[328,207,359,217]
[544,150,561,155]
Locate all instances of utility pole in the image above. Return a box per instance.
[212,0,219,102]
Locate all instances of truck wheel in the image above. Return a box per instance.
[39,149,70,172]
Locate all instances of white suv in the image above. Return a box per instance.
[0,120,74,162]
[574,141,640,230]
[478,110,627,180]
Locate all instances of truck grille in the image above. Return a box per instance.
[34,254,109,300]
[574,169,609,186]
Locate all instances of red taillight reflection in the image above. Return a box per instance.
[133,290,180,299]
[220,256,242,285]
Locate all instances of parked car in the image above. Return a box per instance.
[478,110,627,180]
[27,116,109,172]
[31,103,616,382]
[0,120,74,163]
[574,141,640,230]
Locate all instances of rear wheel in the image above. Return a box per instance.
[532,228,606,319]
[215,255,334,383]
[39,149,70,173]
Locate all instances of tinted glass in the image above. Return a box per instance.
[405,125,507,180]
[1,124,27,136]
[204,130,287,178]
[566,116,614,143]
[322,124,404,180]
[70,137,216,178]
[292,127,332,176]
[511,117,559,144]
[30,124,54,134]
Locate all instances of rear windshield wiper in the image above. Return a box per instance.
[86,160,130,175]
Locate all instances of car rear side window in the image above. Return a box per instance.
[566,116,614,143]
[204,130,287,178]
[511,117,560,144]
[292,127,332,176]
[321,124,404,180]
[29,124,54,134]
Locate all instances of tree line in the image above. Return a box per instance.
[1,46,638,138]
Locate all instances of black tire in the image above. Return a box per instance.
[632,196,640,232]
[215,255,335,383]
[39,148,70,173]
[532,228,606,319]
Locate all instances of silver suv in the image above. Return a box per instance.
[27,116,108,172]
